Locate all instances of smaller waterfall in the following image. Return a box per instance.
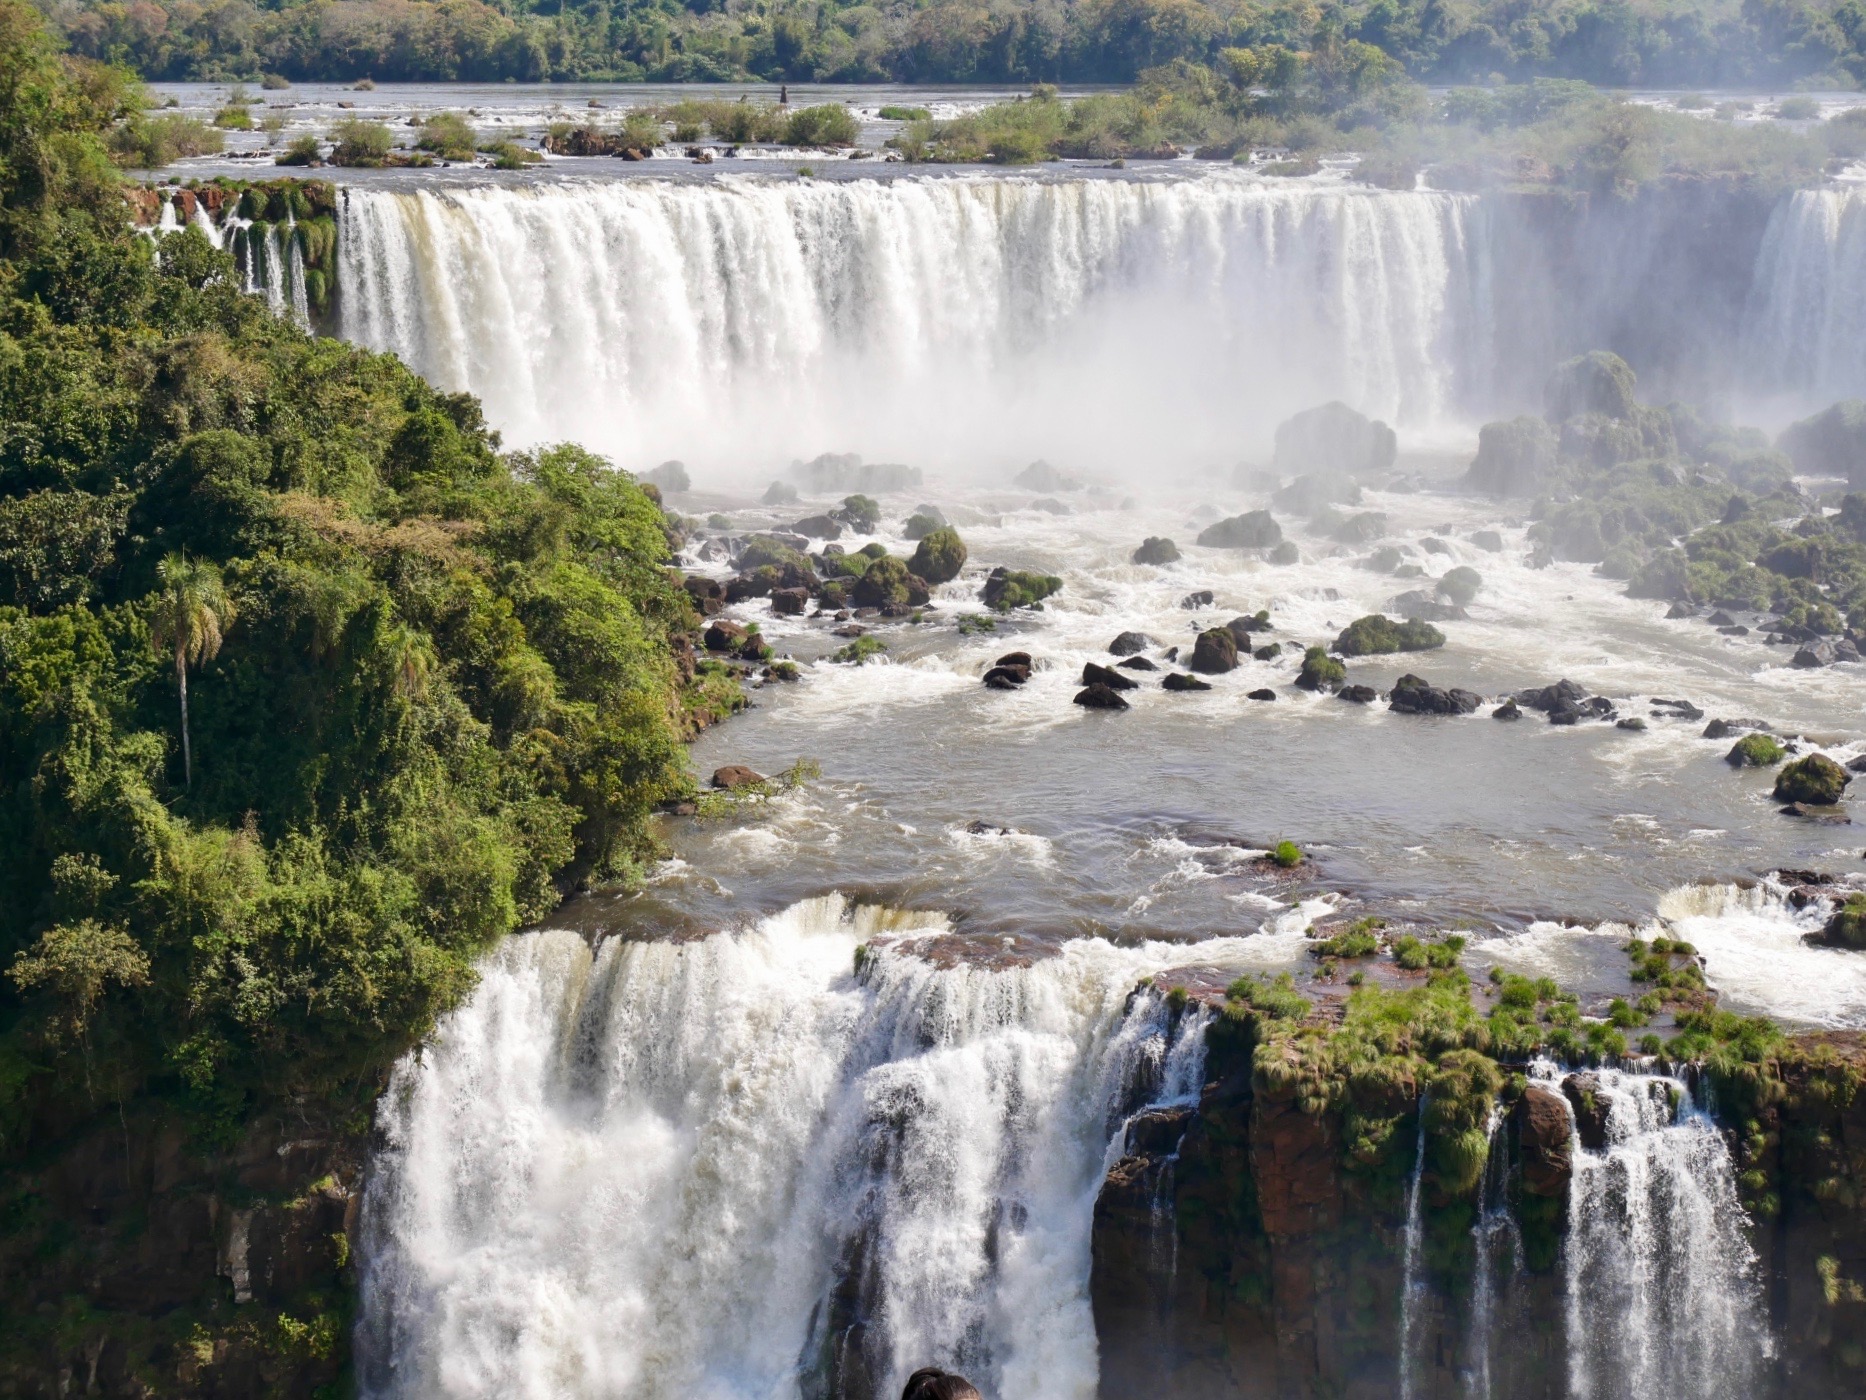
[1398,1097,1429,1400]
[1464,1107,1521,1399]
[226,214,311,331]
[1560,1068,1771,1400]
[1745,185,1866,403]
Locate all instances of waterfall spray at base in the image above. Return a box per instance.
[356,897,1221,1400]
[1558,1067,1772,1400]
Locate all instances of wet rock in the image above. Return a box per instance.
[1361,545,1405,573]
[1247,688,1277,701]
[769,587,809,616]
[1075,683,1131,710]
[1338,684,1378,703]
[1703,717,1770,739]
[1296,646,1345,692]
[1781,802,1853,822]
[1118,656,1158,672]
[1268,540,1301,565]
[1163,672,1212,692]
[1273,400,1397,475]
[1386,589,1466,622]
[792,514,842,539]
[983,666,1028,689]
[1666,602,1697,619]
[704,619,750,652]
[1561,1073,1610,1152]
[1527,541,1554,569]
[1131,536,1180,565]
[1775,754,1851,806]
[1016,459,1079,492]
[711,765,766,790]
[1331,512,1388,545]
[1617,717,1647,730]
[1719,624,1751,636]
[1032,497,1072,515]
[995,651,1032,670]
[1516,679,1587,712]
[1190,628,1240,674]
[1471,529,1504,552]
[1818,896,1866,949]
[1650,698,1704,720]
[1225,612,1273,640]
[1516,1086,1574,1196]
[1420,537,1452,555]
[1083,662,1139,691]
[1109,631,1154,657]
[1197,510,1282,549]
[1793,642,1839,668]
[1181,590,1215,609]
[683,576,725,616]
[1849,755,1866,774]
[1388,674,1481,716]
[1493,699,1521,720]
[1708,610,1737,626]
[1253,643,1283,661]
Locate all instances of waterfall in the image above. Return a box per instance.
[356,896,1226,1400]
[334,176,1491,470]
[1464,1107,1521,1399]
[1560,1068,1771,1400]
[1398,1096,1429,1400]
[1745,185,1866,405]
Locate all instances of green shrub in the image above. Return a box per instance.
[879,105,930,121]
[417,111,478,161]
[830,635,888,664]
[328,118,393,167]
[275,133,321,166]
[783,105,858,147]
[1271,840,1302,868]
[213,103,253,131]
[1313,916,1381,958]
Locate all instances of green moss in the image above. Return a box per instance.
[1727,733,1785,767]
[1774,753,1851,805]
[1295,644,1345,690]
[1333,614,1446,656]
[1313,916,1383,959]
[907,526,966,585]
[851,556,913,608]
[981,569,1062,612]
[830,634,888,664]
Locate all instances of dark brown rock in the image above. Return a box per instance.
[1190,627,1240,674]
[1562,1073,1610,1151]
[704,619,749,652]
[711,764,766,790]
[1074,683,1131,710]
[1516,1086,1574,1196]
[1082,661,1138,690]
[1162,672,1211,691]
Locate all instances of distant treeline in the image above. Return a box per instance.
[32,0,1866,87]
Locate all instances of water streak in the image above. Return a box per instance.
[1398,1096,1429,1400]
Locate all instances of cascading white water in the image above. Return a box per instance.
[1560,1068,1771,1400]
[1464,1107,1521,1399]
[1745,185,1866,404]
[1397,1098,1429,1400]
[335,175,1491,470]
[356,896,1228,1400]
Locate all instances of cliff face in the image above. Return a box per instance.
[0,1097,364,1398]
[1091,1021,1866,1400]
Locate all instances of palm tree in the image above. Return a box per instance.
[149,554,235,788]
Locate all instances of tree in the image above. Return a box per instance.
[148,553,235,787]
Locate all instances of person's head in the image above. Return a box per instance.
[901,1367,983,1400]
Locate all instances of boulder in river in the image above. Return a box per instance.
[1272,400,1397,476]
[1337,684,1378,703]
[1331,512,1388,545]
[1180,590,1214,609]
[769,587,809,616]
[1109,631,1154,657]
[1493,699,1521,720]
[908,527,967,585]
[1162,672,1212,692]
[1016,459,1080,492]
[1703,717,1770,739]
[711,764,766,790]
[1119,656,1158,671]
[1774,753,1851,806]
[1464,416,1558,497]
[1075,683,1131,710]
[1726,733,1786,767]
[1388,674,1481,715]
[792,514,842,539]
[1190,628,1240,674]
[1296,646,1345,691]
[1334,615,1446,657]
[1082,662,1139,691]
[705,619,750,652]
[1197,510,1282,549]
[1247,688,1277,701]
[1818,895,1866,949]
[1517,679,1586,712]
[1131,536,1180,565]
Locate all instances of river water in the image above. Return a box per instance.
[199,156,1866,1395]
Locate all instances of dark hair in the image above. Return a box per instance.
[901,1367,983,1400]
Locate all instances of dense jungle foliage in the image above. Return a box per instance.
[0,0,697,1153]
[34,0,1866,86]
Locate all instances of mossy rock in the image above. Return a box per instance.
[1296,645,1345,691]
[852,555,914,608]
[1726,733,1785,767]
[907,526,966,585]
[1131,536,1179,565]
[980,567,1060,611]
[1821,894,1866,949]
[1464,416,1557,497]
[1437,566,1482,606]
[1197,510,1281,549]
[1189,627,1239,674]
[1774,753,1850,805]
[1333,614,1446,657]
[736,534,814,576]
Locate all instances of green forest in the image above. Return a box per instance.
[33,0,1866,87]
[0,0,709,1213]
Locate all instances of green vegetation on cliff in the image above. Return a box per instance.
[0,5,706,1381]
